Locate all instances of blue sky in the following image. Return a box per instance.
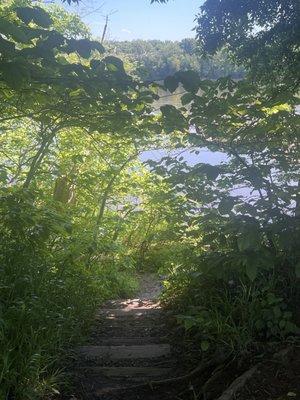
[59,0,202,41]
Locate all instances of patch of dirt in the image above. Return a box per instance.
[234,347,300,400]
[136,273,163,301]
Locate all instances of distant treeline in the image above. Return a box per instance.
[106,38,245,81]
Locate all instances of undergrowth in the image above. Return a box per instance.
[0,190,138,400]
[161,258,300,357]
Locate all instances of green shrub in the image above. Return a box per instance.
[162,261,299,355]
[139,241,198,273]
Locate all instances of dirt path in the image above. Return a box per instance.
[65,274,300,400]
[69,273,181,400]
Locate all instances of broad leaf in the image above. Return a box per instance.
[218,197,235,215]
[201,340,210,351]
[164,75,179,93]
[245,260,258,281]
[161,105,187,133]
[181,92,195,105]
[175,70,200,93]
[16,7,52,28]
[295,261,300,278]
[237,229,261,251]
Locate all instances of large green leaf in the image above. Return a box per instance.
[175,70,200,93]
[181,92,195,105]
[15,7,53,28]
[104,56,125,74]
[295,261,300,278]
[0,168,8,184]
[0,18,30,43]
[1,61,30,89]
[237,229,261,251]
[201,340,210,351]
[161,105,187,133]
[67,39,105,58]
[245,259,258,281]
[0,37,15,55]
[218,197,235,215]
[164,75,179,93]
[200,164,220,180]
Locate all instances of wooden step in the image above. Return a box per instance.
[97,337,167,346]
[83,366,172,381]
[104,299,160,308]
[79,344,171,360]
[97,308,161,319]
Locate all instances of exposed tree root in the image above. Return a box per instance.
[201,359,235,400]
[97,352,229,395]
[215,364,260,400]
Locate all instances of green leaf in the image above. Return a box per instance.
[181,92,195,105]
[284,321,299,334]
[245,260,258,281]
[273,305,282,319]
[91,40,105,54]
[0,36,15,55]
[218,197,235,215]
[201,340,210,351]
[202,164,220,180]
[237,229,261,251]
[1,62,30,89]
[0,18,29,43]
[0,168,8,183]
[295,261,300,278]
[164,75,179,93]
[245,166,264,188]
[90,59,103,71]
[175,70,200,93]
[104,56,125,73]
[161,105,187,133]
[184,318,196,330]
[42,31,65,50]
[16,7,52,28]
[69,39,92,58]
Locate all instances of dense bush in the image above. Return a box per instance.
[161,212,300,355]
[163,267,299,354]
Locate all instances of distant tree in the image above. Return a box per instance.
[179,38,197,55]
[107,39,244,81]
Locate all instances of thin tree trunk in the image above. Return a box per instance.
[101,15,109,44]
[86,153,137,267]
[23,129,56,189]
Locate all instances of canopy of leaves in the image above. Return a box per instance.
[196,0,300,91]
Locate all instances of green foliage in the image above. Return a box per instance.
[0,189,138,399]
[107,39,244,81]
[196,0,300,91]
[0,2,164,398]
[151,30,300,356]
[15,6,52,27]
[163,268,299,354]
[0,0,299,397]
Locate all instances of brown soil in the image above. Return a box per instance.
[235,348,300,400]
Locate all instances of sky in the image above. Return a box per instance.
[59,0,202,41]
